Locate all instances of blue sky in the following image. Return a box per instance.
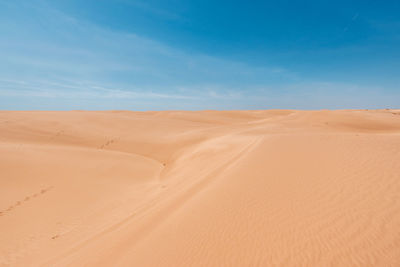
[0,0,399,110]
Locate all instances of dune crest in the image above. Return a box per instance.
[1,110,400,266]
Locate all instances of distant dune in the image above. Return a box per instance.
[1,109,400,266]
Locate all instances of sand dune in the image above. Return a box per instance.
[1,110,400,266]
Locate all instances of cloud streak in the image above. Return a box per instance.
[0,1,289,98]
[0,1,398,110]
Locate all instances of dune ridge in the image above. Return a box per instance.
[1,110,400,266]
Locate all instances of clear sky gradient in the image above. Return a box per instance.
[0,0,399,110]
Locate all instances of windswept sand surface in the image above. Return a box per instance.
[1,109,400,266]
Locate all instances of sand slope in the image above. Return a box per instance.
[1,109,400,266]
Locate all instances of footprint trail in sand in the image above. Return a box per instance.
[1,109,400,266]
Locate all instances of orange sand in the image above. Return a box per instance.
[1,109,400,266]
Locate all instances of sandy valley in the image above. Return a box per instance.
[1,109,400,266]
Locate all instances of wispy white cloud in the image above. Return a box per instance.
[0,1,289,100]
[1,1,398,110]
[0,79,195,99]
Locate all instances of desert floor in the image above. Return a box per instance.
[1,109,400,266]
